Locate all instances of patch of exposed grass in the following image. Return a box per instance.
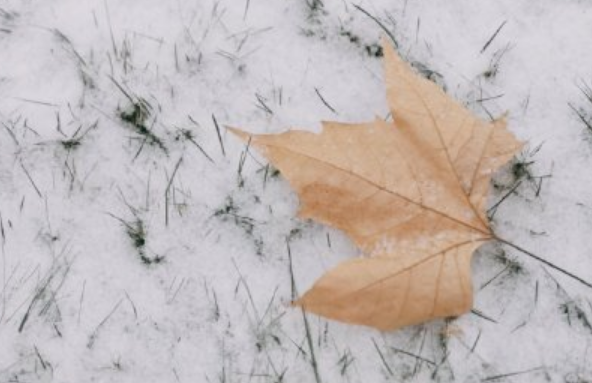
[110,77,167,154]
[481,43,513,81]
[59,120,98,152]
[124,218,165,265]
[411,61,446,89]
[109,213,165,266]
[174,127,214,163]
[338,27,383,58]
[560,300,592,332]
[214,196,265,256]
[119,99,167,154]
[569,81,592,139]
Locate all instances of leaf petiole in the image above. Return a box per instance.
[494,236,592,289]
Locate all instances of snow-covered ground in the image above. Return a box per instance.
[1,0,592,382]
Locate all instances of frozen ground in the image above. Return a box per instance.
[1,0,592,382]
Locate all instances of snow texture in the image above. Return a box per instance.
[1,0,592,382]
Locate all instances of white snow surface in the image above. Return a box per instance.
[1,0,592,382]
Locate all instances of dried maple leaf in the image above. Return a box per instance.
[229,40,523,330]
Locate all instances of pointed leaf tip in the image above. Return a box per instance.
[227,126,253,143]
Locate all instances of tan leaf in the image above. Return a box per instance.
[229,40,523,330]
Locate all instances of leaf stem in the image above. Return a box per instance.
[494,236,592,289]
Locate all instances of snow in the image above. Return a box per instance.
[1,0,592,382]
